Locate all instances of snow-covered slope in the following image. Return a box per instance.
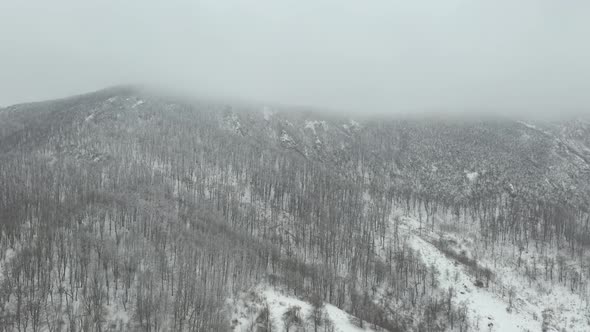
[228,286,380,332]
[394,215,590,332]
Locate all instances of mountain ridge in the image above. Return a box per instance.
[1,87,589,331]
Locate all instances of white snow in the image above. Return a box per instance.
[0,248,15,281]
[408,235,539,332]
[105,303,130,330]
[223,113,243,134]
[305,120,327,134]
[342,120,361,133]
[84,113,95,122]
[390,213,590,332]
[517,120,554,137]
[518,121,538,130]
[229,286,379,332]
[466,171,479,182]
[132,100,145,108]
[280,131,295,145]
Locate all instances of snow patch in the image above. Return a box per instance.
[465,171,479,182]
[408,235,539,332]
[224,113,242,133]
[388,216,543,332]
[0,248,16,284]
[229,286,379,332]
[392,213,590,332]
[518,121,538,130]
[305,120,327,134]
[343,119,361,132]
[280,131,295,145]
[132,100,145,108]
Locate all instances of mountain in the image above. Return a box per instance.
[1,87,589,331]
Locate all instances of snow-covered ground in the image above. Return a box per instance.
[280,130,297,147]
[228,286,379,332]
[0,247,16,281]
[392,214,590,332]
[305,120,328,135]
[465,171,479,183]
[408,235,538,332]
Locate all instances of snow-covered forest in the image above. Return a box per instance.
[1,87,589,331]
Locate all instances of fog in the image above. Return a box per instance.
[1,0,589,115]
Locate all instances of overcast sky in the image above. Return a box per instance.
[1,0,589,114]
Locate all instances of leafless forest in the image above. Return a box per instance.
[0,87,589,331]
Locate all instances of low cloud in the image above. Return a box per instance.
[1,0,589,115]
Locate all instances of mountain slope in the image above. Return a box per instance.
[0,87,589,331]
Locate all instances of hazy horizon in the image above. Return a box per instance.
[1,0,589,115]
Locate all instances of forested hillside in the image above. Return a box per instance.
[1,87,589,331]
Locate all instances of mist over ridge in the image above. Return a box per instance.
[2,0,589,115]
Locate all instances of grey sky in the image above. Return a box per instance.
[1,0,589,114]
